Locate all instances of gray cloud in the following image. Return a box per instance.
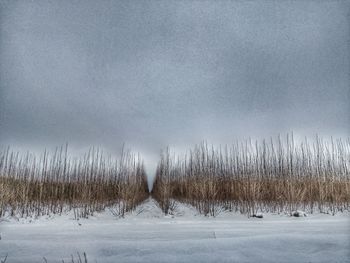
[0,0,349,175]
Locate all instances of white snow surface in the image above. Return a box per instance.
[0,198,349,263]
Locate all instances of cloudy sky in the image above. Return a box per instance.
[0,0,349,173]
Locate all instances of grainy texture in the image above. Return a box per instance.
[1,198,349,263]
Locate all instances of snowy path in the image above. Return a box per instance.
[0,198,349,263]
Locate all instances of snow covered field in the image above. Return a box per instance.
[1,199,349,263]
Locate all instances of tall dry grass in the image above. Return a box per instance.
[153,135,350,216]
[0,145,148,218]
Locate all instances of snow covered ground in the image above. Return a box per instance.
[0,198,349,263]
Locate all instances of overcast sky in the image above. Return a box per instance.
[0,0,349,174]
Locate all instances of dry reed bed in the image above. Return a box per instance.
[0,145,148,218]
[152,135,350,216]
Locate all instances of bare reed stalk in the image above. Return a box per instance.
[0,145,148,218]
[152,135,350,216]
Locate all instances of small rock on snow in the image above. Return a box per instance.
[252,213,263,218]
[291,211,307,217]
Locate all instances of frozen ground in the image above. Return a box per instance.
[0,198,349,263]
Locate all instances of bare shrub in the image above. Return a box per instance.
[0,145,148,218]
[152,135,350,217]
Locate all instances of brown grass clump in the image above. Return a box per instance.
[0,145,148,218]
[153,135,350,216]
